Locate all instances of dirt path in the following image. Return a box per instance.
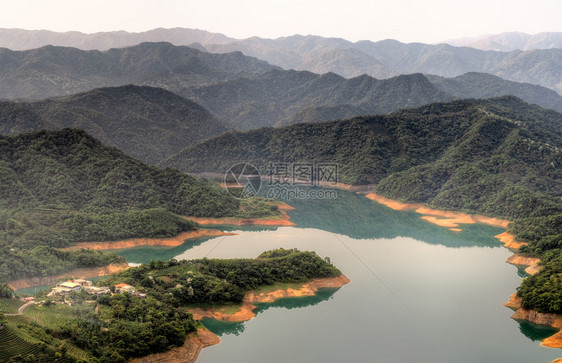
[5,301,34,316]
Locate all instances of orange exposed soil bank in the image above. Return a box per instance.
[365,192,423,210]
[365,192,510,231]
[189,300,258,323]
[506,254,542,276]
[8,262,129,291]
[505,293,562,349]
[131,328,220,363]
[495,231,528,249]
[189,274,350,323]
[185,203,295,227]
[246,273,351,303]
[62,229,235,251]
[316,181,377,193]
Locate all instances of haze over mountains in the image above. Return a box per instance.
[0,85,228,164]
[2,28,562,95]
[0,42,277,99]
[0,27,235,51]
[2,41,562,134]
[183,71,451,130]
[443,32,562,52]
[207,36,562,94]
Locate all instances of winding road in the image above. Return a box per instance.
[4,301,34,316]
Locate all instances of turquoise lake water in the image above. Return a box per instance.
[114,188,561,362]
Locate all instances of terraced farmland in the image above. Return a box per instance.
[22,304,81,330]
[0,324,43,361]
[62,341,92,361]
[0,299,24,314]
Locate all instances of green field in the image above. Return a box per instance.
[1,308,93,362]
[0,299,24,314]
[22,304,88,330]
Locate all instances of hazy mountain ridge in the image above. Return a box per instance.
[206,36,562,94]
[2,42,562,132]
[0,85,229,164]
[3,28,562,94]
[427,72,562,113]
[0,42,279,99]
[443,31,562,52]
[182,71,451,129]
[191,69,562,129]
[0,27,235,51]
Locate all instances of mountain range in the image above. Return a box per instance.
[0,42,277,100]
[182,71,451,130]
[2,42,562,133]
[0,27,235,51]
[186,70,562,129]
[1,71,561,146]
[207,36,562,94]
[1,28,562,95]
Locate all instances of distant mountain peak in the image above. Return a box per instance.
[441,31,562,52]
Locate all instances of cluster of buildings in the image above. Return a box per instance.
[47,280,146,298]
[48,279,109,297]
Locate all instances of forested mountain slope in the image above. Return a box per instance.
[163,96,562,219]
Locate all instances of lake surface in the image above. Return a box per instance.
[115,188,561,362]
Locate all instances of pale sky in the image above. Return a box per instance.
[1,0,561,43]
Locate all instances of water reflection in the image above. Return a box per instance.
[517,320,559,341]
[111,235,220,264]
[201,318,246,336]
[201,288,340,336]
[265,187,504,248]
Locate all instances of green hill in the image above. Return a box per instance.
[0,128,242,282]
[163,96,562,220]
[0,128,238,214]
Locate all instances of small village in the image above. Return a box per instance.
[18,279,146,305]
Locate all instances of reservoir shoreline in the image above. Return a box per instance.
[11,206,296,291]
[353,186,561,351]
[188,274,351,323]
[132,274,350,362]
[184,202,295,226]
[62,229,236,251]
